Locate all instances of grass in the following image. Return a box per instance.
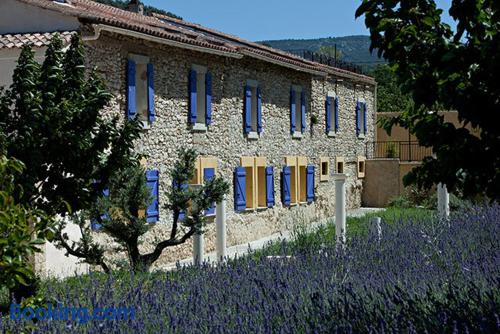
[254,207,433,257]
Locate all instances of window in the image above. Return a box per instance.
[145,170,160,223]
[357,156,366,178]
[188,157,218,216]
[326,92,339,136]
[336,157,345,174]
[189,65,212,130]
[282,156,315,205]
[320,157,330,182]
[356,99,367,137]
[290,85,306,137]
[234,157,275,211]
[244,80,262,137]
[127,54,155,126]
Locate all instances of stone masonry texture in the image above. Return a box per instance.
[82,32,376,269]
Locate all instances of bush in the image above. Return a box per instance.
[0,156,53,311]
[1,205,498,332]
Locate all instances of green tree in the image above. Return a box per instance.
[0,34,141,217]
[0,155,54,309]
[56,149,230,273]
[318,45,343,60]
[370,64,413,113]
[356,0,500,199]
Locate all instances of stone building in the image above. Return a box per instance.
[0,0,376,276]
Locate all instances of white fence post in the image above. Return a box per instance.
[193,233,204,266]
[216,199,227,263]
[334,174,347,245]
[370,217,382,242]
[437,183,450,220]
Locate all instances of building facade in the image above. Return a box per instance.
[0,0,376,274]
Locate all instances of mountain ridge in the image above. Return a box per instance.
[258,35,385,66]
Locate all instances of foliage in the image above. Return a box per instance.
[93,0,182,19]
[388,185,473,211]
[0,155,54,309]
[370,64,413,113]
[317,45,343,60]
[259,35,384,65]
[54,149,230,273]
[356,0,500,200]
[0,34,142,217]
[1,205,499,332]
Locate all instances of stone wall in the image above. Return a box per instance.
[79,31,376,269]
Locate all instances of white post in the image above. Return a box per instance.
[334,174,347,245]
[193,233,204,266]
[216,199,227,262]
[437,183,450,220]
[370,217,382,241]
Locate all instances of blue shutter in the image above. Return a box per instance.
[92,186,109,231]
[257,86,263,134]
[356,101,361,136]
[265,166,275,208]
[234,167,246,212]
[173,180,188,221]
[204,168,216,216]
[189,69,197,124]
[325,96,332,134]
[290,88,296,133]
[146,170,159,223]
[306,165,315,204]
[127,59,136,120]
[282,166,291,206]
[147,63,155,123]
[363,102,367,135]
[205,72,212,126]
[335,97,339,133]
[244,85,252,133]
[301,91,306,133]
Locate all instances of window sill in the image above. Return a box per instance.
[320,178,329,182]
[141,121,151,130]
[247,132,259,140]
[357,133,366,139]
[327,131,336,138]
[292,132,303,139]
[192,123,208,132]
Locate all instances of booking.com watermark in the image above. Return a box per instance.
[9,303,135,324]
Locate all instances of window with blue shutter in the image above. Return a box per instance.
[244,85,252,133]
[189,69,197,124]
[91,185,109,231]
[306,165,315,204]
[147,63,155,123]
[335,96,339,133]
[146,170,159,223]
[290,88,296,134]
[363,102,367,135]
[234,167,246,212]
[257,86,262,134]
[266,166,275,208]
[127,59,136,120]
[204,168,216,216]
[173,180,188,221]
[326,96,332,134]
[205,72,212,126]
[301,91,306,133]
[356,101,361,137]
[282,166,291,206]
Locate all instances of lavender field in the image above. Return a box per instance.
[1,205,499,333]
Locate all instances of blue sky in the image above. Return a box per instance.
[144,0,454,41]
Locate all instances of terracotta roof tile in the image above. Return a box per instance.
[13,0,374,83]
[0,31,74,49]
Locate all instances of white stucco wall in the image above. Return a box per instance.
[0,47,47,89]
[0,0,79,34]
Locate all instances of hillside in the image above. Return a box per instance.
[258,35,385,67]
